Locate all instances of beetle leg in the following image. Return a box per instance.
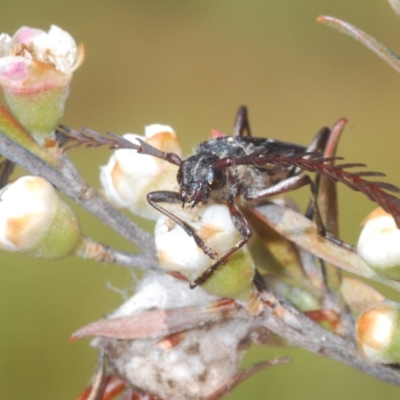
[303,120,346,228]
[192,199,252,288]
[245,174,326,236]
[305,126,331,154]
[298,125,333,216]
[315,119,347,236]
[297,126,332,220]
[0,157,15,189]
[233,105,252,137]
[147,191,219,260]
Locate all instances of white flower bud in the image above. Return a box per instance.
[100,124,181,220]
[0,176,81,258]
[357,208,400,281]
[155,202,257,303]
[356,300,400,363]
[156,203,239,278]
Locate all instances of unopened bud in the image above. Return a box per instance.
[155,202,256,303]
[0,25,85,144]
[357,208,400,281]
[0,176,81,258]
[100,124,181,220]
[356,300,400,363]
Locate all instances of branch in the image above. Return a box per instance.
[72,285,400,388]
[259,290,400,386]
[57,152,157,258]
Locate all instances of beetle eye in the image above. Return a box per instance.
[207,169,223,189]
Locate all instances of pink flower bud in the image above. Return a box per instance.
[0,25,85,143]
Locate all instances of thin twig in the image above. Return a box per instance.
[317,15,400,74]
[77,237,157,270]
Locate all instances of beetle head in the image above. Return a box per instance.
[177,154,224,207]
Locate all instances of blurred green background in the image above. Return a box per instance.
[1,0,400,399]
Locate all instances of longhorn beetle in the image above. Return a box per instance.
[126,106,400,288]
[61,107,400,288]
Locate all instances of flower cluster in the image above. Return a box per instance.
[100,124,259,307]
[0,25,84,260]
